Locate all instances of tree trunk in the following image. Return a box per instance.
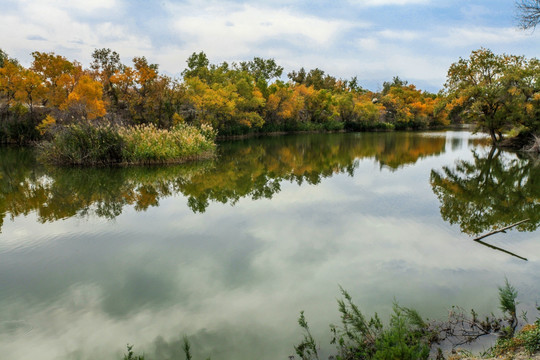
[489,128,498,144]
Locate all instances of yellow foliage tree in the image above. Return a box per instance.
[31,51,81,108]
[62,75,106,119]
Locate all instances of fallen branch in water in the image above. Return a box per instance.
[473,219,530,241]
[474,239,528,261]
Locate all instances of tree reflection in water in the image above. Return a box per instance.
[0,133,446,231]
[430,146,539,259]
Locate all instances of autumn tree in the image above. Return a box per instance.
[31,51,107,122]
[445,48,539,144]
[380,81,447,129]
[382,76,408,95]
[0,49,9,67]
[15,68,46,115]
[0,50,23,111]
[0,55,46,143]
[0,61,21,110]
[91,48,124,110]
[109,56,175,125]
[62,75,106,119]
[183,75,265,133]
[31,51,80,108]
[265,82,303,127]
[339,92,386,130]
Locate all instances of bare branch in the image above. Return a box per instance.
[517,0,540,30]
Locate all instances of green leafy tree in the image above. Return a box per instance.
[91,48,124,109]
[445,48,539,144]
[182,51,211,82]
[0,49,8,67]
[237,57,283,83]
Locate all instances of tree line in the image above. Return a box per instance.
[0,47,538,145]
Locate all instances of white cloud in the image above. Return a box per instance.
[18,0,119,13]
[357,37,380,50]
[378,29,422,41]
[351,0,430,6]
[171,4,358,58]
[0,0,151,67]
[434,26,532,47]
[1,0,539,92]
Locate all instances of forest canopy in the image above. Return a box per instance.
[0,48,538,145]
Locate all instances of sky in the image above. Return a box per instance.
[1,0,539,92]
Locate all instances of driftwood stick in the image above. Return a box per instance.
[473,219,530,241]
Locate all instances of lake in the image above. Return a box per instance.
[0,131,539,359]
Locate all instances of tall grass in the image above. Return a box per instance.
[119,123,215,163]
[39,122,216,166]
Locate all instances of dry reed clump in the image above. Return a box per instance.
[118,123,216,163]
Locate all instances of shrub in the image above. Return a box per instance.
[522,321,540,354]
[39,122,124,165]
[295,288,434,360]
[39,122,216,165]
[0,112,42,144]
[294,281,539,360]
[489,321,540,357]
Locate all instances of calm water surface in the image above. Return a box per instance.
[0,131,539,359]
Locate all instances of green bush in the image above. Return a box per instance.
[344,121,395,131]
[523,321,540,354]
[295,288,434,360]
[372,305,430,360]
[39,122,124,165]
[0,112,42,144]
[323,120,344,131]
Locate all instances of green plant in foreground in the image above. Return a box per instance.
[294,281,539,360]
[498,278,519,338]
[295,311,320,360]
[121,337,210,360]
[183,335,193,360]
[124,344,145,360]
[488,320,540,357]
[296,288,435,360]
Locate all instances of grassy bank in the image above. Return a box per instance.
[39,122,216,166]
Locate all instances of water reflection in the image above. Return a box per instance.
[0,132,446,230]
[1,132,539,360]
[430,147,539,235]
